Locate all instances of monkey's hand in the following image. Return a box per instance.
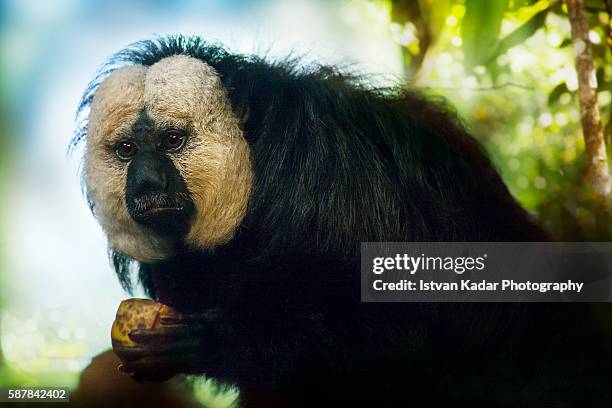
[114,310,218,382]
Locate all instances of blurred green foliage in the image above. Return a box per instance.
[387,0,612,239]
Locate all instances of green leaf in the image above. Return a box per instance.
[596,67,605,85]
[492,7,549,60]
[462,0,508,67]
[548,82,569,107]
[599,81,612,92]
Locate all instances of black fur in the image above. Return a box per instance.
[74,36,610,406]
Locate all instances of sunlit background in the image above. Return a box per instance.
[1,0,611,389]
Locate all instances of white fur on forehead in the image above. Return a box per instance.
[144,55,226,125]
[88,65,147,145]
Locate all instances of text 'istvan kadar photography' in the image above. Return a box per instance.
[1,0,612,407]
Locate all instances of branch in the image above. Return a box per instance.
[566,0,611,197]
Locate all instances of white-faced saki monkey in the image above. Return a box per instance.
[72,36,611,406]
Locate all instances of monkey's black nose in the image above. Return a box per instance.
[126,149,173,197]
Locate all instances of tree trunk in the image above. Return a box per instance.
[566,0,611,198]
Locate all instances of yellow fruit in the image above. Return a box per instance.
[111,298,173,348]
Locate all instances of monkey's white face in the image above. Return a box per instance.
[84,55,253,262]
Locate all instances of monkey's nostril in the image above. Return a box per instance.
[130,171,169,197]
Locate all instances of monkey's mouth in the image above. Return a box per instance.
[128,193,195,236]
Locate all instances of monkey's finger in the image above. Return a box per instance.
[158,314,201,325]
[115,340,193,360]
[128,327,189,343]
[158,315,185,325]
[128,326,204,344]
[115,338,203,361]
[113,345,149,361]
[159,309,221,325]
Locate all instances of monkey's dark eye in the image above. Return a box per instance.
[161,130,186,151]
[115,140,138,160]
